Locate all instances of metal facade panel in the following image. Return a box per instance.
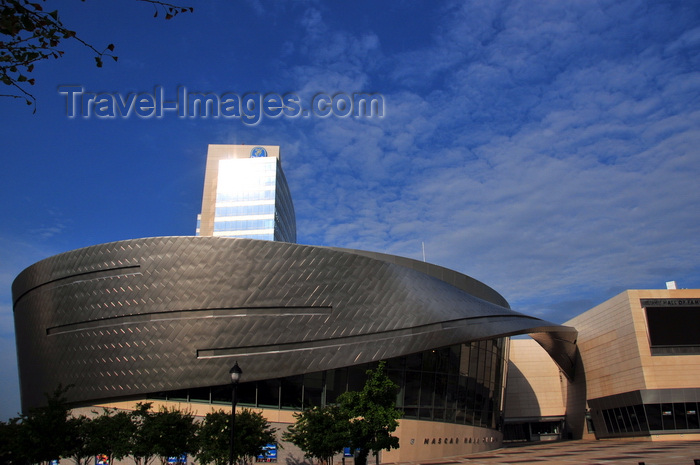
[13,236,577,410]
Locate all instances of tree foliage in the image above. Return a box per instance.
[85,408,135,465]
[195,410,230,465]
[65,415,94,465]
[130,402,158,465]
[285,362,402,465]
[337,362,402,465]
[0,0,193,109]
[0,417,25,465]
[282,405,349,465]
[149,407,198,465]
[18,385,74,465]
[195,408,277,465]
[232,409,277,465]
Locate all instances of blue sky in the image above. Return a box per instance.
[1,0,699,420]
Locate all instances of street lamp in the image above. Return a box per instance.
[229,362,242,465]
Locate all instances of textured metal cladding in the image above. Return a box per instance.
[13,236,577,410]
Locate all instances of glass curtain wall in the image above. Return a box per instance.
[152,339,508,430]
[600,402,700,436]
[211,157,297,242]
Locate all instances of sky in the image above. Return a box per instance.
[1,0,699,420]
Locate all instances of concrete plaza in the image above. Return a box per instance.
[402,440,700,465]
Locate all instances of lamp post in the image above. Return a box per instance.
[229,362,242,465]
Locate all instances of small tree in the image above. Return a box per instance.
[195,410,230,465]
[85,409,135,465]
[195,408,276,465]
[130,403,158,465]
[338,362,402,465]
[150,407,198,465]
[65,415,93,465]
[19,385,73,465]
[233,409,277,465]
[0,417,26,465]
[283,405,349,465]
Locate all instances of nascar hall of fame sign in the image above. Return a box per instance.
[250,147,268,158]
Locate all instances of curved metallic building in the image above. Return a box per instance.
[12,236,576,411]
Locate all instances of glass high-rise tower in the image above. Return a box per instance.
[196,144,296,242]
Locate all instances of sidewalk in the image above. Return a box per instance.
[409,440,700,465]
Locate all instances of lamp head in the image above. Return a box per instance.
[229,362,242,384]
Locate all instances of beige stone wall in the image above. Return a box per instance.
[503,289,700,441]
[562,289,700,440]
[565,291,646,400]
[504,338,566,419]
[382,420,501,462]
[626,289,700,390]
[565,289,700,400]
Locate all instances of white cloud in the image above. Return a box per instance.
[261,0,700,326]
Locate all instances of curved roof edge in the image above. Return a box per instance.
[327,244,578,379]
[13,236,578,409]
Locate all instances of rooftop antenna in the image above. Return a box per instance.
[422,241,426,262]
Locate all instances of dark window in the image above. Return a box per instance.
[662,403,675,430]
[445,374,458,411]
[434,347,451,373]
[325,367,347,404]
[189,386,210,403]
[347,364,369,393]
[459,344,471,377]
[645,306,700,347]
[405,352,422,371]
[615,407,630,432]
[388,370,405,408]
[603,409,620,433]
[455,375,467,424]
[433,408,445,421]
[646,404,663,431]
[257,379,280,408]
[434,373,448,410]
[687,402,699,429]
[238,381,256,406]
[634,404,648,432]
[386,356,404,372]
[303,372,324,408]
[420,372,435,409]
[674,403,688,430]
[421,349,439,372]
[280,375,303,409]
[211,384,231,404]
[168,389,188,401]
[404,371,421,407]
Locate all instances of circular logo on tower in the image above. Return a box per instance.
[250,147,267,158]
